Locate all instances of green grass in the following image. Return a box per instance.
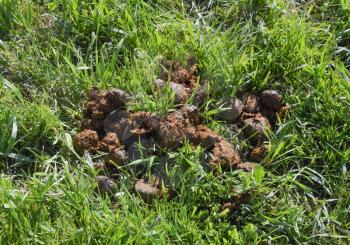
[0,0,349,243]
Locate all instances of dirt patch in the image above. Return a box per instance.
[73,61,288,204]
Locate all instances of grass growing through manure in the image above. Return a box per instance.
[0,0,349,243]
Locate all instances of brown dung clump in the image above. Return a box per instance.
[155,59,206,105]
[73,60,288,204]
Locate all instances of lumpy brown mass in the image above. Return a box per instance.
[73,60,288,203]
[73,129,100,153]
[156,60,205,105]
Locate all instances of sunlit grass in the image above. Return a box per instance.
[0,0,349,243]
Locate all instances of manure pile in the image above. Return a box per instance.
[74,60,288,203]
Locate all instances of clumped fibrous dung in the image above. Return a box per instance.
[155,59,206,105]
[73,61,287,204]
[2,0,349,243]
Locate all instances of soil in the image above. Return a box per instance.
[216,90,286,147]
[93,161,106,172]
[73,61,288,204]
[155,109,191,149]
